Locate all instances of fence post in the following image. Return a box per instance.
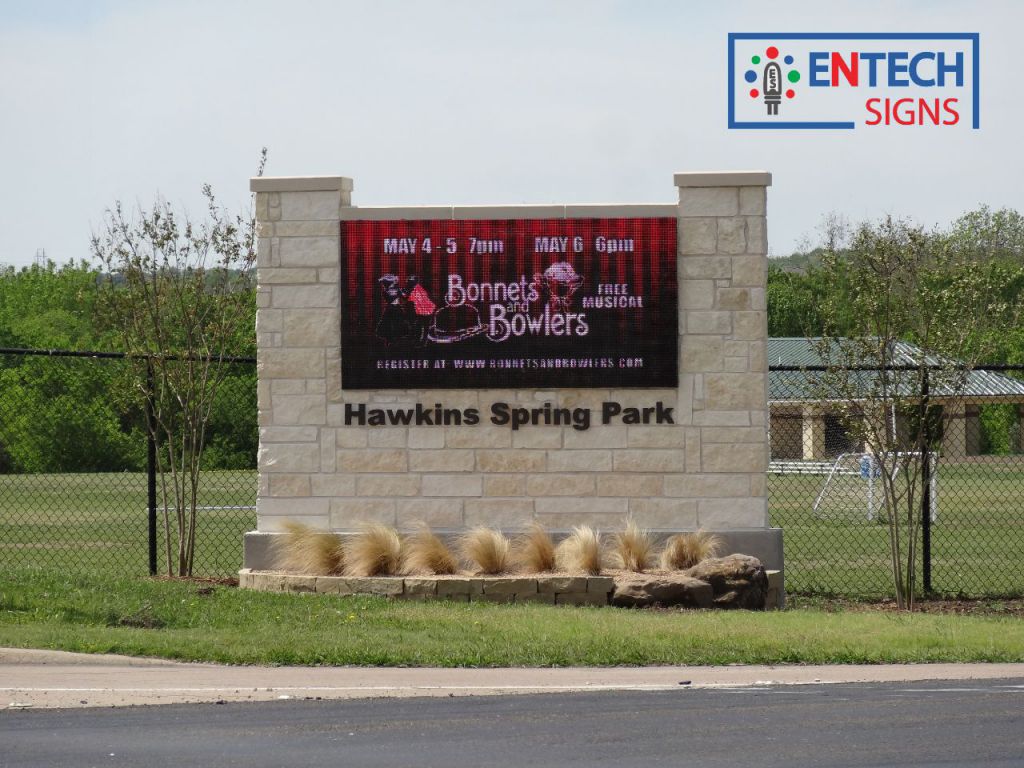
[146,359,157,576]
[921,368,932,594]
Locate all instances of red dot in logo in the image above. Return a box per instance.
[766,46,779,59]
[786,89,795,98]
[749,88,759,98]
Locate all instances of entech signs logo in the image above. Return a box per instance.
[728,33,980,129]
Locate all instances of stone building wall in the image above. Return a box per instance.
[246,171,781,568]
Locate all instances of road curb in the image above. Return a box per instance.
[3,648,1023,710]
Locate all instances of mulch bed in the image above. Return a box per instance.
[150,575,239,589]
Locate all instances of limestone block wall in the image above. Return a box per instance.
[249,171,773,556]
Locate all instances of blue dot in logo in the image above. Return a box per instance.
[744,69,757,83]
[784,55,794,65]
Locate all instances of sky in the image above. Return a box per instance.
[0,0,1020,268]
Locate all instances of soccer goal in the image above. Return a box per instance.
[808,452,937,522]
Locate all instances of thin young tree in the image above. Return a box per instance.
[93,151,264,576]
[812,216,1018,609]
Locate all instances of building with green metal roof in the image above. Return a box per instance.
[768,338,1024,460]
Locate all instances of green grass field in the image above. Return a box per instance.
[1,463,1022,596]
[0,470,255,578]
[2,568,1023,666]
[770,459,1024,597]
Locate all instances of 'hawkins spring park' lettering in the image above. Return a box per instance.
[343,401,674,431]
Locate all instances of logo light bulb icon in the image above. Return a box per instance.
[763,61,782,115]
[745,46,799,116]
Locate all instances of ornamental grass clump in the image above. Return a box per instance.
[610,520,655,572]
[460,527,511,575]
[273,521,345,575]
[345,523,404,576]
[556,525,603,575]
[514,522,557,573]
[403,524,459,575]
[659,529,723,570]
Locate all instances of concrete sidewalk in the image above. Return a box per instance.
[3,648,1024,709]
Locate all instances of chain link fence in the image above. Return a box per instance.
[769,363,1024,598]
[0,350,255,578]
[5,349,1024,596]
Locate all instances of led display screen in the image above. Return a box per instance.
[339,218,677,389]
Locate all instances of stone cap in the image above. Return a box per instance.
[673,171,772,188]
[250,176,354,193]
[249,173,769,193]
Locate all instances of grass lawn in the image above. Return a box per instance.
[769,459,1024,598]
[0,470,255,578]
[2,461,1023,597]
[1,569,1023,666]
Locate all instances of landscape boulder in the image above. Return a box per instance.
[684,554,768,609]
[611,572,714,608]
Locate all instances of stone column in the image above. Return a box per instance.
[250,176,353,532]
[801,406,826,460]
[675,171,772,531]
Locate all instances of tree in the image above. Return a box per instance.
[0,261,103,349]
[812,216,1019,609]
[0,260,257,476]
[0,263,143,473]
[947,205,1024,262]
[92,154,262,576]
[767,265,837,337]
[0,355,141,472]
[768,215,860,339]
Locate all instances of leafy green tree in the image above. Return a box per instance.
[92,156,262,576]
[813,217,1020,610]
[201,366,258,470]
[0,260,257,476]
[977,404,1019,455]
[947,205,1024,262]
[767,265,838,337]
[0,263,141,473]
[0,262,103,349]
[0,356,141,472]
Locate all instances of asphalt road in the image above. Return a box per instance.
[2,679,1023,768]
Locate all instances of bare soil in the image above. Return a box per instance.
[788,594,1024,617]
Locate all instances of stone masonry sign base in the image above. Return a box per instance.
[239,569,784,609]
[247,169,784,596]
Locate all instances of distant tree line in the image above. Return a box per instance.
[2,205,1022,471]
[0,261,256,473]
[768,206,1024,455]
[768,206,1024,353]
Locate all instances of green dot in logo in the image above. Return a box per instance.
[788,70,801,83]
[751,55,761,64]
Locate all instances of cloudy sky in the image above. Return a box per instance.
[0,0,1019,267]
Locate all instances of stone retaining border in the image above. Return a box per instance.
[239,569,784,608]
